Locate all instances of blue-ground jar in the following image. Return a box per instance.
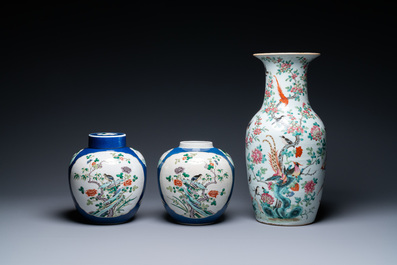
[69,132,146,224]
[158,141,234,225]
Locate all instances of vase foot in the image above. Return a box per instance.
[255,218,315,226]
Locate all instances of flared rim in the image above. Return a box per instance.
[253,52,320,56]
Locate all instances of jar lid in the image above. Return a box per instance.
[88,132,126,149]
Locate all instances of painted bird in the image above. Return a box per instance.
[190,174,205,190]
[291,162,302,177]
[263,135,287,184]
[254,186,261,196]
[272,115,285,125]
[274,75,289,106]
[191,174,202,182]
[280,136,293,145]
[103,174,114,182]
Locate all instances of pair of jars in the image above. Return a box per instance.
[69,132,234,224]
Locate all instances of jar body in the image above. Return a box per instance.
[246,53,326,225]
[158,141,234,224]
[69,146,146,224]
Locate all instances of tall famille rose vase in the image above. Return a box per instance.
[69,132,146,224]
[245,52,326,226]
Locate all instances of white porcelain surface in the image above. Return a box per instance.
[246,53,326,225]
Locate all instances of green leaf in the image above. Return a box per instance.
[166,175,171,182]
[73,173,80,180]
[211,200,217,206]
[78,186,84,194]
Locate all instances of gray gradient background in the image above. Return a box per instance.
[1,2,396,264]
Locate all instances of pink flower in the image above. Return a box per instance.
[251,148,263,164]
[291,73,297,79]
[253,128,261,135]
[261,193,274,205]
[310,125,322,141]
[304,180,316,194]
[267,182,273,190]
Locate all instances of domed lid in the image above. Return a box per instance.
[88,132,126,149]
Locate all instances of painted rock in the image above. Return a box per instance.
[158,141,234,225]
[69,132,146,224]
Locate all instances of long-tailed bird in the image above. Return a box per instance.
[274,75,289,106]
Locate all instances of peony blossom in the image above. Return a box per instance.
[295,146,303,158]
[174,179,183,187]
[208,190,219,198]
[261,193,274,205]
[304,180,316,194]
[123,179,132,186]
[251,148,263,164]
[85,189,97,197]
[310,125,322,141]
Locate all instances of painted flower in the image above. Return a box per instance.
[253,128,262,135]
[280,63,292,72]
[182,157,187,160]
[123,179,132,186]
[261,193,274,205]
[295,146,303,158]
[251,148,263,164]
[304,180,316,194]
[310,125,322,141]
[267,182,273,191]
[174,179,183,187]
[208,190,219,198]
[85,189,97,197]
[174,167,184,174]
[291,73,297,79]
[121,166,131,174]
[291,183,300,191]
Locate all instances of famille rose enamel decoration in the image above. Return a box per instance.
[246,53,326,226]
[158,141,234,225]
[69,133,146,224]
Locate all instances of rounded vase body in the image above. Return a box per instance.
[158,141,234,225]
[246,53,326,226]
[69,132,146,224]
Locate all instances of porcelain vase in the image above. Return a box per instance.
[69,132,146,224]
[158,141,234,225]
[245,53,326,226]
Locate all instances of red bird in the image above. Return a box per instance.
[274,75,288,106]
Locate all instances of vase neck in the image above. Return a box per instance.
[254,53,319,109]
